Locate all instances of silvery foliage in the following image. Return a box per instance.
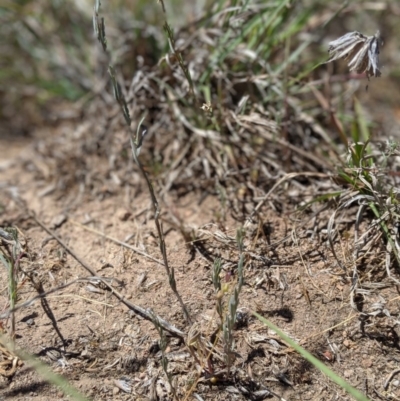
[327,30,382,78]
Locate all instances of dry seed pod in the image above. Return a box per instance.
[326,30,382,78]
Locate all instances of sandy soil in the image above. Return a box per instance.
[1,110,400,401]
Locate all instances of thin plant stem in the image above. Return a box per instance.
[0,228,23,341]
[150,311,178,401]
[128,117,192,323]
[94,2,192,324]
[223,228,245,371]
[157,0,196,99]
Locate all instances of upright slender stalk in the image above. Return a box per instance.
[222,228,245,371]
[0,228,24,341]
[128,117,192,323]
[94,2,191,324]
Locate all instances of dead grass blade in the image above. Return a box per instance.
[69,218,164,265]
[29,210,185,339]
[246,172,329,226]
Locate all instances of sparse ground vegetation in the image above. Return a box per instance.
[1,1,400,400]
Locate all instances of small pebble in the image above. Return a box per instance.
[118,209,131,221]
[361,358,373,368]
[50,214,68,229]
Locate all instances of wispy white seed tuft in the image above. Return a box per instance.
[326,30,382,78]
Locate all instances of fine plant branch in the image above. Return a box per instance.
[163,21,196,98]
[0,277,110,319]
[69,219,164,266]
[210,230,246,373]
[0,227,25,340]
[28,211,184,339]
[93,0,106,51]
[108,65,131,126]
[157,0,195,98]
[245,172,329,227]
[96,2,192,324]
[127,116,192,324]
[212,258,223,321]
[150,311,178,401]
[223,228,245,371]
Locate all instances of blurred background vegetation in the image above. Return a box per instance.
[1,0,210,136]
[1,0,399,140]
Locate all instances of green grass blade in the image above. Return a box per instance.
[0,335,90,401]
[252,312,371,401]
[296,191,342,212]
[354,97,370,143]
